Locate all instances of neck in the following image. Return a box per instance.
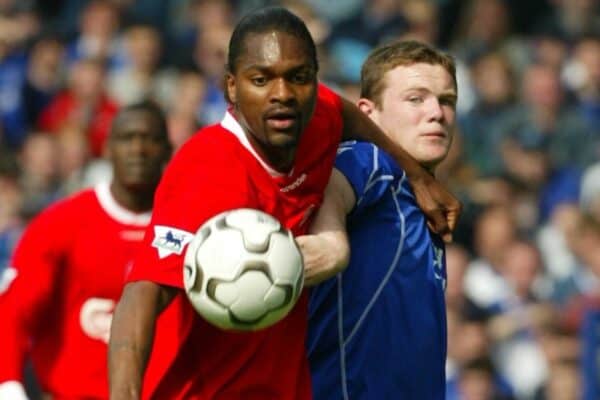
[232,110,296,174]
[255,145,295,173]
[110,181,154,213]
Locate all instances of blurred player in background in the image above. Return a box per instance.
[303,40,458,398]
[108,7,460,400]
[0,101,172,400]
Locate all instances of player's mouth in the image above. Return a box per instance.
[264,109,298,131]
[125,161,153,173]
[421,131,447,140]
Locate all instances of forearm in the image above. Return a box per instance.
[0,272,52,386]
[298,229,350,287]
[108,281,175,400]
[0,300,40,400]
[0,312,29,384]
[299,169,354,286]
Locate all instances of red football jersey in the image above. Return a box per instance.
[127,84,343,399]
[0,183,151,399]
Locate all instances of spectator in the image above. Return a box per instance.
[455,357,515,400]
[38,57,119,157]
[107,24,163,106]
[0,153,23,282]
[17,132,61,218]
[464,206,517,312]
[580,161,600,219]
[533,0,600,41]
[565,36,600,129]
[537,204,581,305]
[55,125,92,195]
[65,0,124,69]
[460,51,518,175]
[451,0,528,71]
[497,63,595,169]
[165,69,206,150]
[535,359,581,400]
[22,36,66,132]
[489,240,551,398]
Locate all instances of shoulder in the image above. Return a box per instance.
[16,188,96,249]
[336,141,402,176]
[315,83,342,112]
[165,124,249,179]
[309,84,343,136]
[156,124,255,205]
[32,188,96,224]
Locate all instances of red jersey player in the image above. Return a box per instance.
[0,101,172,400]
[108,7,461,400]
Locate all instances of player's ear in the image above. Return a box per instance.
[225,72,237,105]
[357,98,376,116]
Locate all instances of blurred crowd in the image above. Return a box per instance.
[0,0,600,399]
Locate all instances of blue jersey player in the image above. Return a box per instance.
[298,40,458,399]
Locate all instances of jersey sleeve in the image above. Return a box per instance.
[317,83,343,115]
[335,141,401,213]
[0,206,71,383]
[126,137,258,288]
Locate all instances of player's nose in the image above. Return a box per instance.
[426,98,444,122]
[269,78,295,103]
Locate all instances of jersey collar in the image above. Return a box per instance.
[95,182,152,226]
[220,111,289,178]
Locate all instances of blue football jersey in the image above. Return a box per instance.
[308,141,447,400]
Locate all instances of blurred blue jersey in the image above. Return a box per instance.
[308,141,447,400]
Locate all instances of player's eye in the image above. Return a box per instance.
[291,72,310,84]
[408,96,424,104]
[251,76,267,86]
[440,97,457,108]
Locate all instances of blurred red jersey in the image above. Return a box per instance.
[38,91,119,157]
[127,84,343,399]
[0,183,150,399]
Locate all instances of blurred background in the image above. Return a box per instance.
[0,0,599,399]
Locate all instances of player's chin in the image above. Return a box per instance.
[268,131,300,149]
[418,149,448,167]
[122,175,161,190]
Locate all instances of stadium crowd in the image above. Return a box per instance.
[0,0,599,399]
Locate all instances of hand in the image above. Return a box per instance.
[409,172,461,243]
[296,233,350,287]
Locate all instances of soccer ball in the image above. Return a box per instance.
[183,208,304,331]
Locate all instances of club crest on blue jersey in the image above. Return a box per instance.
[152,226,194,259]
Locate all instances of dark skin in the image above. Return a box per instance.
[108,110,172,212]
[226,31,317,172]
[108,30,461,400]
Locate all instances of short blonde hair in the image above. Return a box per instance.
[360,40,457,107]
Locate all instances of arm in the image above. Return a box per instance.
[339,97,461,242]
[0,279,31,400]
[0,212,65,399]
[297,169,355,286]
[108,281,176,400]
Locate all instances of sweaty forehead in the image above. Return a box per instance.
[237,31,312,69]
